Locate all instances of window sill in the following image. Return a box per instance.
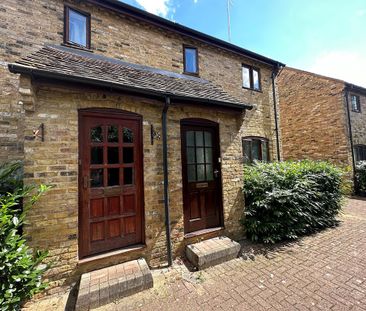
[78,244,146,265]
[242,86,262,93]
[61,42,93,53]
[352,110,361,113]
[183,71,200,77]
[184,227,224,239]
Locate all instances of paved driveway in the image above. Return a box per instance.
[25,198,366,310]
[98,198,366,311]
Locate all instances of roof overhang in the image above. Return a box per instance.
[9,63,252,110]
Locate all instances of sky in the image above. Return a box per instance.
[121,0,366,87]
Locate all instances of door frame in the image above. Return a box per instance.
[180,118,224,234]
[78,108,145,259]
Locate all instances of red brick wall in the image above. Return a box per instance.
[277,68,352,166]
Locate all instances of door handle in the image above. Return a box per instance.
[214,169,219,178]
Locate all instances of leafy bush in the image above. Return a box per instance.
[355,161,366,195]
[0,161,50,310]
[243,160,344,244]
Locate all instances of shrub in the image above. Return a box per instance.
[243,160,344,244]
[0,161,51,310]
[355,161,366,195]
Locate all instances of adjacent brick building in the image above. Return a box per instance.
[278,67,366,176]
[1,0,284,296]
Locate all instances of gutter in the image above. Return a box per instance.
[344,87,357,192]
[162,97,172,266]
[271,65,283,161]
[8,63,252,111]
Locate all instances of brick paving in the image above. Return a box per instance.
[25,198,366,310]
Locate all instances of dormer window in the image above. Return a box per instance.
[183,46,198,75]
[64,6,91,49]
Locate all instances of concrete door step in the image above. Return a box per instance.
[75,258,153,310]
[186,236,241,270]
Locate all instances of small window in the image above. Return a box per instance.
[351,95,361,113]
[242,65,261,91]
[183,46,198,75]
[242,137,269,164]
[64,6,91,49]
[354,145,366,162]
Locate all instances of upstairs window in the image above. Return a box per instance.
[242,65,261,91]
[64,6,91,49]
[183,46,198,75]
[355,145,366,162]
[351,95,361,113]
[242,137,269,164]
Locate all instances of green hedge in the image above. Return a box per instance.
[242,160,344,244]
[355,161,366,195]
[0,162,50,310]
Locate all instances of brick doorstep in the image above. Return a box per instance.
[75,258,153,310]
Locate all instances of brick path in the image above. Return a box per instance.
[26,198,366,310]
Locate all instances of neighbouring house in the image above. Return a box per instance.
[0,0,284,296]
[278,67,366,183]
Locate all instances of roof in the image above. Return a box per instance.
[8,45,252,109]
[86,0,285,68]
[283,67,366,95]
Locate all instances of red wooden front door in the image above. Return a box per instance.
[181,119,223,234]
[79,109,144,258]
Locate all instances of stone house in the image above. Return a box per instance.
[1,0,284,296]
[278,67,366,181]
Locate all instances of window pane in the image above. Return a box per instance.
[197,164,205,181]
[108,147,119,164]
[196,147,205,163]
[351,95,360,112]
[91,147,103,164]
[108,168,119,186]
[123,147,134,163]
[123,167,133,185]
[253,69,260,90]
[187,165,196,182]
[204,131,212,147]
[184,48,197,73]
[206,164,213,181]
[242,67,250,88]
[123,128,134,143]
[252,140,261,161]
[91,126,103,143]
[196,131,204,147]
[187,147,195,164]
[243,140,251,164]
[91,169,103,188]
[186,131,195,146]
[69,9,87,47]
[205,147,213,164]
[108,126,118,143]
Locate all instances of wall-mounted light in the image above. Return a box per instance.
[25,123,44,141]
[150,124,161,145]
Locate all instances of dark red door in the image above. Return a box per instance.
[79,109,144,258]
[181,119,223,234]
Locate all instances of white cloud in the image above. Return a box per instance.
[135,0,172,17]
[308,50,366,87]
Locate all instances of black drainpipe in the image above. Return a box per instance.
[344,88,357,192]
[271,66,282,161]
[162,96,173,266]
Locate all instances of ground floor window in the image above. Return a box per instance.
[354,144,366,162]
[242,137,269,164]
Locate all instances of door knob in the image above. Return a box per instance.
[214,169,219,178]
